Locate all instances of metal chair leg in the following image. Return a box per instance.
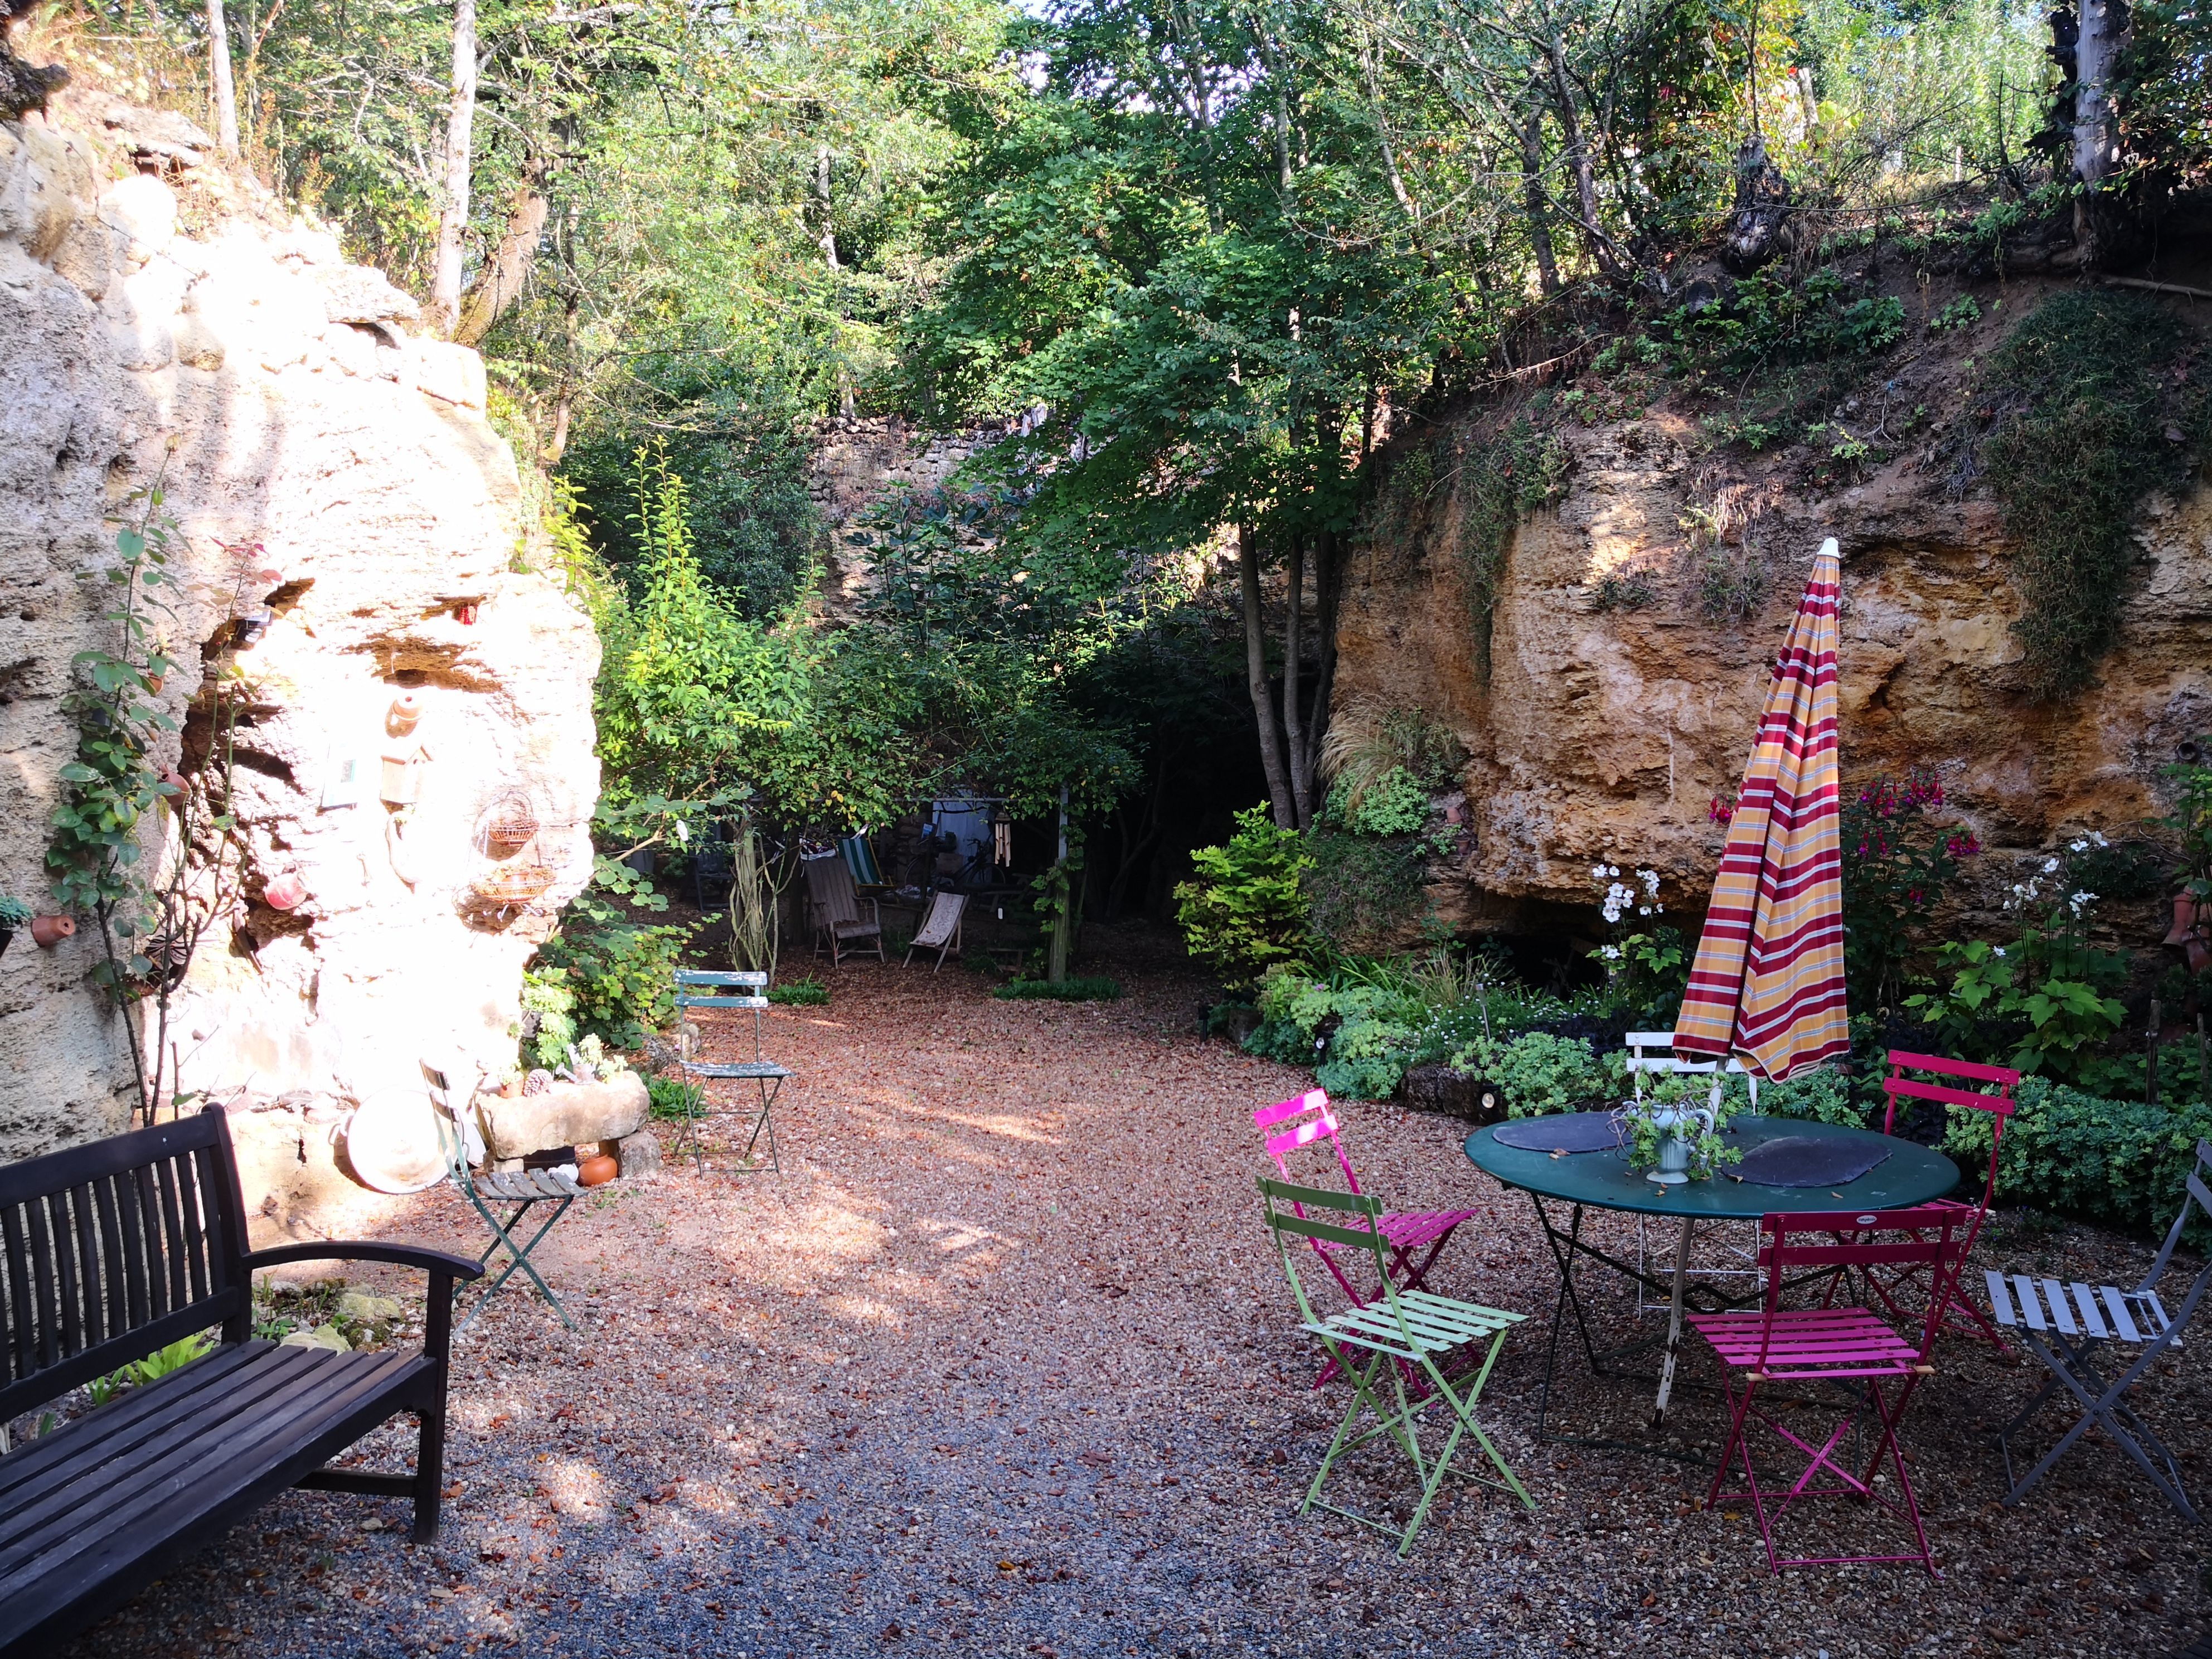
[458,1191,576,1331]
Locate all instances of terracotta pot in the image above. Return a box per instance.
[577,1153,618,1188]
[143,673,164,695]
[264,874,309,911]
[31,915,75,948]
[454,602,479,626]
[159,767,186,795]
[387,693,424,736]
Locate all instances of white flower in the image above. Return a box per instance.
[1607,864,1621,878]
[2042,857,2060,874]
[1599,945,1622,961]
[2068,839,2086,853]
[1992,946,2006,958]
[2069,889,2097,914]
[1637,905,1651,916]
[1639,869,1661,895]
[2091,831,2108,847]
[1654,902,1665,913]
[1590,865,1607,880]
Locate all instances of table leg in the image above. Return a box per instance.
[1651,1216,1694,1425]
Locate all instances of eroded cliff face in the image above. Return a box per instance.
[1,91,599,1180]
[1333,303,2210,940]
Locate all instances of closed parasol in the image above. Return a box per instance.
[1673,537,1851,1083]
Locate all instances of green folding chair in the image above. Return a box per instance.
[673,969,790,1173]
[1259,1176,1534,1553]
[423,1063,581,1332]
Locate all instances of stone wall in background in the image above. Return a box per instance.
[1332,304,2210,947]
[0,89,600,1213]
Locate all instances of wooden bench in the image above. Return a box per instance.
[0,1105,481,1655]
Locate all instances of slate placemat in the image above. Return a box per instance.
[1491,1111,1625,1153]
[1735,1134,1893,1189]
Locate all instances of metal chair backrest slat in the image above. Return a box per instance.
[1752,1204,1971,1375]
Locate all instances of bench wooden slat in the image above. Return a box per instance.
[0,1341,267,1503]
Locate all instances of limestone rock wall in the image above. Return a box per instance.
[1333,338,2211,942]
[0,91,600,1170]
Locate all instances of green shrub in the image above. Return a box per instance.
[1709,1063,1866,1127]
[1975,291,2205,699]
[1451,1031,1626,1117]
[520,967,579,1069]
[532,920,695,1052]
[993,975,1122,1001]
[1247,966,1423,1099]
[1944,1079,2212,1243]
[647,1074,704,1122]
[1304,828,1429,953]
[1328,765,1429,836]
[1174,805,1313,991]
[768,977,828,1006]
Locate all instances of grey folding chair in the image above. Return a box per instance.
[673,969,790,1174]
[1984,1137,2212,1521]
[423,1063,583,1332]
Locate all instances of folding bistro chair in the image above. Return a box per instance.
[1985,1137,2212,1521]
[1624,1031,1761,1313]
[423,1063,583,1333]
[673,969,790,1174]
[903,889,967,971]
[1259,1177,1532,1554]
[1689,1205,1971,1575]
[1870,1050,2020,1348]
[1255,1089,1481,1389]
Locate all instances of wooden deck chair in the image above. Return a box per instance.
[803,852,886,966]
[423,1064,583,1332]
[673,969,790,1174]
[1260,1177,1532,1554]
[904,890,967,971]
[839,833,886,890]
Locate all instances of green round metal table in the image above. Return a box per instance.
[1463,1115,1960,1427]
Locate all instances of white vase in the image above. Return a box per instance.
[1646,1104,1711,1185]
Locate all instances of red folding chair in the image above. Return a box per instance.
[1874,1050,2020,1350]
[1253,1089,1479,1386]
[1690,1205,1971,1576]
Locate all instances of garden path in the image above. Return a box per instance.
[58,933,2209,1658]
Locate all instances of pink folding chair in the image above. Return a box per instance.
[1253,1089,1479,1385]
[1873,1050,2020,1350]
[1690,1205,1971,1576]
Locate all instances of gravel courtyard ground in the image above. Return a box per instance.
[54,934,2212,1659]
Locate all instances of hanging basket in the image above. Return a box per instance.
[481,793,540,856]
[469,863,556,906]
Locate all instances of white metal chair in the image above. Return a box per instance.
[673,969,790,1174]
[1626,1031,1762,1312]
[903,889,967,971]
[1986,1137,2212,1520]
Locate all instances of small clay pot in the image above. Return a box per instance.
[2164,892,2206,947]
[387,693,424,736]
[143,673,164,695]
[264,874,308,911]
[454,602,479,626]
[577,1153,618,1188]
[159,767,187,795]
[31,915,76,948]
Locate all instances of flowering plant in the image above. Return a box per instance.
[1838,763,1980,1010]
[1904,834,2127,1083]
[1589,862,1687,1021]
[1617,1072,1742,1180]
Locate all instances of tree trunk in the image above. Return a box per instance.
[816,144,854,420]
[1519,96,1559,295]
[1545,35,1624,281]
[2072,0,2130,267]
[1239,522,1296,827]
[1282,531,1312,827]
[205,0,239,158]
[429,0,478,339]
[545,390,573,466]
[1309,527,1343,762]
[455,155,550,347]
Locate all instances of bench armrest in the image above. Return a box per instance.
[243,1241,484,1367]
[244,1241,485,1282]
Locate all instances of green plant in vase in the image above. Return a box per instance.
[1619,1073,1742,1184]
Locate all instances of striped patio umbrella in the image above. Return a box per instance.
[1672,537,1850,1082]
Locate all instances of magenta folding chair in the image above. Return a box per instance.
[1689,1205,1971,1576]
[1253,1089,1479,1384]
[1871,1050,2020,1350]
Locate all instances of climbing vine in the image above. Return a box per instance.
[1453,419,1571,678]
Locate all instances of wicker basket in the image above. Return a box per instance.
[481,793,540,855]
[470,864,556,905]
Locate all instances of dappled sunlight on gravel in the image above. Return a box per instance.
[55,931,2211,1658]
